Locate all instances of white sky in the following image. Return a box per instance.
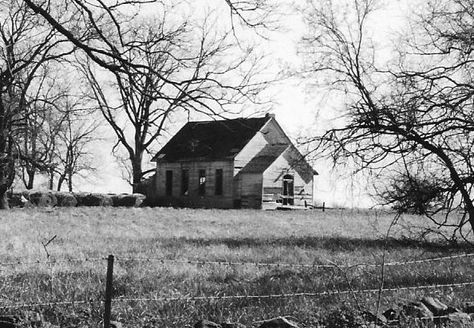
[61,0,415,208]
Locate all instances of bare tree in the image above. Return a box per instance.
[21,1,275,193]
[16,66,69,190]
[55,107,99,192]
[80,10,267,192]
[300,0,474,236]
[23,0,275,76]
[0,0,72,208]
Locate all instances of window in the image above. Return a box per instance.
[181,169,189,195]
[198,169,206,196]
[165,170,173,196]
[215,169,223,195]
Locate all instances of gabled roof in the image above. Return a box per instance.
[281,145,319,183]
[239,144,289,173]
[152,116,271,162]
[239,143,318,183]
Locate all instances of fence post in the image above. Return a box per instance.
[104,255,114,328]
[322,202,325,212]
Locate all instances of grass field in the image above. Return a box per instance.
[0,207,473,327]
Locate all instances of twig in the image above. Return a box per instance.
[41,235,57,259]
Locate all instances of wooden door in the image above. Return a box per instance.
[282,174,294,205]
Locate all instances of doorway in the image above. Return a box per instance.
[282,174,294,205]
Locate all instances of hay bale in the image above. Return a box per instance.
[112,193,146,207]
[73,192,88,206]
[55,192,78,207]
[7,192,24,208]
[76,193,112,206]
[29,191,57,207]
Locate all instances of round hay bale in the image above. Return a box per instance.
[112,193,135,207]
[73,192,88,206]
[7,192,24,207]
[29,191,57,207]
[112,193,146,207]
[55,192,78,207]
[99,194,113,207]
[79,193,113,207]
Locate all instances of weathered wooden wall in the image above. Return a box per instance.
[232,118,294,208]
[234,173,263,209]
[154,160,235,208]
[262,152,313,207]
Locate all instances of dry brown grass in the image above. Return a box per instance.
[0,207,472,327]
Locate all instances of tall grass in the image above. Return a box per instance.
[0,207,472,327]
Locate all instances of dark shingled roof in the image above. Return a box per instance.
[152,116,270,162]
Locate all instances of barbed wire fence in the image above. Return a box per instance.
[0,253,473,327]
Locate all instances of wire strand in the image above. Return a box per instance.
[112,280,474,303]
[0,257,107,267]
[0,299,92,309]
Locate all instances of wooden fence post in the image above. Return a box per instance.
[104,255,114,328]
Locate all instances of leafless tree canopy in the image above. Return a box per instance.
[300,0,474,236]
[0,0,74,208]
[0,0,274,207]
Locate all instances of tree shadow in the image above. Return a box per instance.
[160,235,473,253]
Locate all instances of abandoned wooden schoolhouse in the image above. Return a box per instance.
[150,114,317,209]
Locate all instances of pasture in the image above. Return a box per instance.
[0,207,473,327]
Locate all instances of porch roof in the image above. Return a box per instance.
[239,144,289,173]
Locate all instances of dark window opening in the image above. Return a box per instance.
[165,170,173,196]
[181,169,189,195]
[198,169,206,196]
[215,169,223,195]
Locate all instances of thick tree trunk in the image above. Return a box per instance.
[68,170,73,192]
[26,170,35,189]
[467,205,474,233]
[57,174,65,191]
[48,171,54,190]
[457,188,474,233]
[132,165,142,193]
[0,139,14,210]
[131,152,143,194]
[0,187,9,210]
